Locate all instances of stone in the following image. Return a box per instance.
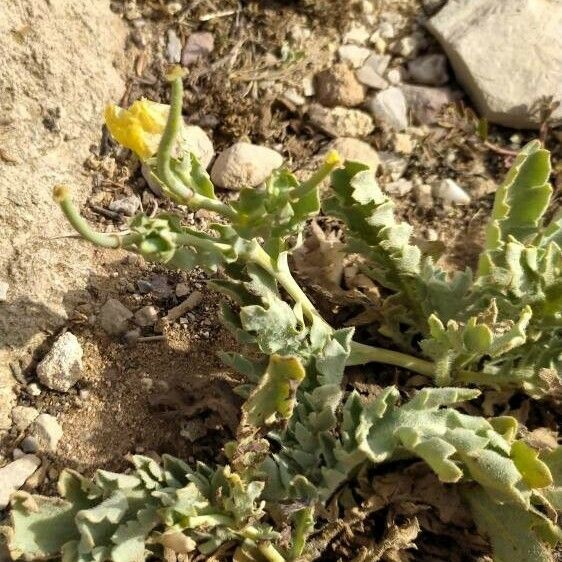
[337,44,372,68]
[325,138,380,171]
[385,68,404,85]
[322,137,380,172]
[179,125,214,169]
[414,183,433,208]
[343,24,370,45]
[182,32,214,66]
[108,195,141,216]
[393,133,415,155]
[0,455,41,509]
[407,54,449,86]
[283,88,305,106]
[432,178,471,205]
[166,29,182,63]
[355,54,390,90]
[134,305,159,327]
[21,436,39,454]
[28,414,63,453]
[210,142,283,190]
[36,331,83,392]
[367,87,408,131]
[0,280,8,302]
[98,298,133,335]
[385,178,413,196]
[308,104,374,138]
[379,152,409,181]
[423,0,446,14]
[315,64,365,108]
[26,383,41,397]
[11,406,39,432]
[400,84,459,125]
[427,0,562,129]
[390,32,427,58]
[175,282,190,298]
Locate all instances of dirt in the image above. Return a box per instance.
[1,0,561,560]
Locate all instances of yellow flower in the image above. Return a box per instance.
[104,99,171,160]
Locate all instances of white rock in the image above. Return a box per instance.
[302,76,315,97]
[427,0,562,129]
[343,24,371,45]
[407,54,449,86]
[356,54,390,89]
[432,178,471,205]
[284,88,305,106]
[28,414,63,453]
[325,138,380,171]
[379,152,409,181]
[308,104,374,138]
[179,125,214,169]
[391,32,427,58]
[98,298,133,335]
[414,183,433,208]
[134,305,159,327]
[0,455,41,509]
[386,68,404,86]
[109,195,141,216]
[400,84,459,124]
[166,29,182,63]
[0,280,8,302]
[36,332,83,392]
[210,143,283,190]
[11,406,39,432]
[337,45,372,68]
[378,22,396,40]
[367,87,408,131]
[385,178,413,196]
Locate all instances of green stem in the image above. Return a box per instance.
[294,151,341,196]
[189,192,237,220]
[156,71,193,201]
[54,186,136,249]
[258,542,287,562]
[346,341,436,375]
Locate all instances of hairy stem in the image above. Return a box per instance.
[53,185,136,249]
[156,68,193,201]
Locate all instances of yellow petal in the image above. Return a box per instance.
[104,99,170,160]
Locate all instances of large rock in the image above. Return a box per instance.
[210,143,283,190]
[0,0,127,418]
[36,331,83,392]
[308,104,374,138]
[315,63,365,108]
[0,455,41,509]
[427,0,562,129]
[325,138,380,171]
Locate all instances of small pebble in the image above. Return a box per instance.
[367,87,408,131]
[26,383,41,397]
[166,29,182,63]
[11,406,39,432]
[0,455,41,509]
[98,298,133,336]
[21,436,39,454]
[134,305,159,327]
[28,414,63,453]
[0,280,8,302]
[337,44,372,68]
[182,32,214,66]
[432,178,471,205]
[175,282,190,298]
[108,195,141,216]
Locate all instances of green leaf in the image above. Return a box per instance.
[464,485,562,562]
[242,354,306,427]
